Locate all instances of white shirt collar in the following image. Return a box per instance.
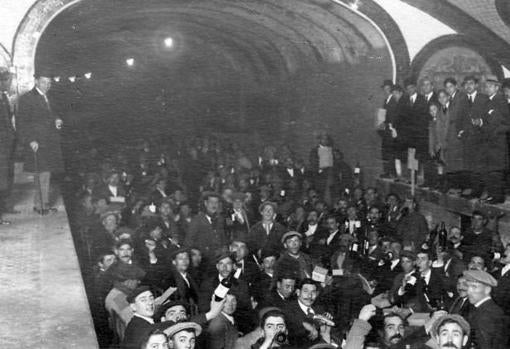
[386,95,392,104]
[468,91,478,99]
[134,313,154,324]
[474,296,491,308]
[425,92,433,100]
[390,259,400,270]
[421,269,432,284]
[298,300,314,315]
[108,184,118,196]
[222,312,235,325]
[327,230,339,245]
[35,87,46,97]
[501,264,510,277]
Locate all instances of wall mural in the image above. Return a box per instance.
[418,46,494,85]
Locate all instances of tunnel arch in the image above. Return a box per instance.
[12,0,400,94]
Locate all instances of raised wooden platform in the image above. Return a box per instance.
[0,181,98,348]
[376,178,510,245]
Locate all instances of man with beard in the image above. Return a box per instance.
[121,286,156,349]
[344,305,405,349]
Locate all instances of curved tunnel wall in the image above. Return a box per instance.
[19,0,395,180]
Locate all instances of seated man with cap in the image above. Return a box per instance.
[248,201,287,254]
[163,321,202,349]
[198,251,253,333]
[260,273,296,310]
[168,247,200,307]
[206,292,240,349]
[104,256,146,343]
[121,286,156,349]
[252,248,279,304]
[274,231,314,281]
[229,238,260,286]
[430,314,470,349]
[463,269,508,349]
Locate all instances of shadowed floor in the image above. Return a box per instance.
[0,180,98,348]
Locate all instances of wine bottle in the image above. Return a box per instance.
[438,222,448,249]
[214,274,234,301]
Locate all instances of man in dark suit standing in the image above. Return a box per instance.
[477,75,510,203]
[0,68,16,224]
[461,75,489,197]
[401,77,429,176]
[493,244,510,316]
[464,269,509,349]
[184,192,226,264]
[378,79,398,178]
[17,69,64,214]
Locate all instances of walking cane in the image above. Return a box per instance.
[33,150,44,214]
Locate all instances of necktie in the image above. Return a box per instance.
[307,308,314,318]
[469,95,474,105]
[264,223,270,235]
[442,106,447,113]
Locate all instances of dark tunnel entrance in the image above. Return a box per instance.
[34,0,393,177]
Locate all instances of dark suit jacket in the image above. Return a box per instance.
[184,212,226,260]
[95,184,127,203]
[206,313,238,349]
[198,275,251,313]
[121,315,153,349]
[0,92,15,191]
[260,288,293,310]
[391,271,419,308]
[448,296,471,319]
[432,256,466,294]
[400,93,429,159]
[310,229,344,268]
[282,300,323,349]
[415,269,447,312]
[463,92,489,172]
[247,221,287,253]
[468,298,509,349]
[493,269,510,316]
[480,94,510,171]
[170,267,200,305]
[17,88,64,173]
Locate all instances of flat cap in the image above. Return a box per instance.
[163,321,202,338]
[308,344,337,349]
[154,299,190,322]
[126,285,152,304]
[231,192,247,202]
[485,74,500,84]
[463,269,498,287]
[259,201,277,213]
[215,251,235,264]
[0,67,11,81]
[260,248,279,260]
[400,250,417,261]
[169,247,191,260]
[281,231,302,244]
[381,79,393,88]
[431,314,470,339]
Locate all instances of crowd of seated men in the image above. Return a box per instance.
[378,75,510,204]
[65,132,510,349]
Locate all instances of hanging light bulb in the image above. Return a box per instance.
[68,76,76,83]
[84,72,92,79]
[126,58,135,66]
[53,76,61,82]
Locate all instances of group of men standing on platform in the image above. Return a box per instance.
[379,74,510,204]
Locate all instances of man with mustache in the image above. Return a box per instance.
[431,314,470,349]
